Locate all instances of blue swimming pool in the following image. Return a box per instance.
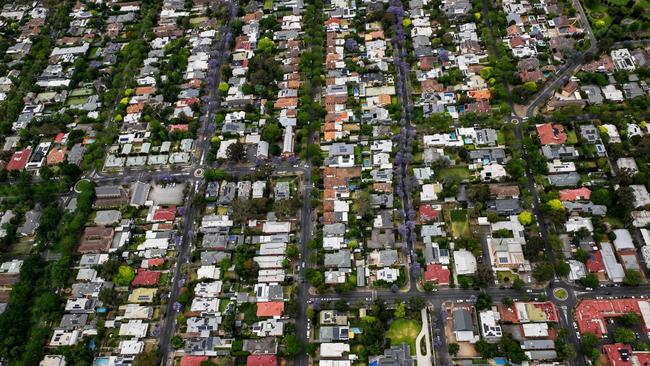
[494,358,507,365]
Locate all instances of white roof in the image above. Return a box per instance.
[263,221,291,233]
[118,320,148,338]
[613,229,635,251]
[197,265,220,280]
[320,343,350,358]
[454,249,477,275]
[119,340,144,355]
[522,323,549,337]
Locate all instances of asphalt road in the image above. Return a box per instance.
[158,1,236,363]
[525,0,597,117]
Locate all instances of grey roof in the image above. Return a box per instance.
[59,313,88,330]
[563,201,607,215]
[579,124,599,144]
[79,253,103,268]
[323,223,346,236]
[200,251,230,265]
[468,148,506,163]
[67,143,85,165]
[94,210,121,226]
[548,172,581,187]
[268,284,284,301]
[324,249,351,268]
[526,350,558,361]
[453,308,474,332]
[319,326,350,342]
[541,145,578,160]
[476,128,498,146]
[218,182,237,205]
[130,181,150,206]
[18,208,41,236]
[623,82,644,99]
[96,185,123,198]
[370,343,415,366]
[243,337,278,354]
[71,282,103,298]
[581,85,604,104]
[487,199,523,215]
[368,229,395,249]
[377,249,399,266]
[328,143,355,157]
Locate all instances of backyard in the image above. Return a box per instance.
[449,209,470,238]
[437,166,471,181]
[385,319,422,355]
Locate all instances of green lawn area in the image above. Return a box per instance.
[553,288,569,300]
[451,221,470,238]
[603,216,624,229]
[584,2,613,32]
[497,270,519,285]
[437,166,471,181]
[65,96,89,106]
[450,209,471,238]
[385,319,421,355]
[566,130,578,145]
[264,0,273,9]
[497,131,506,145]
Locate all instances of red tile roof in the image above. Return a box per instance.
[575,299,650,337]
[143,258,165,268]
[6,148,31,171]
[247,355,277,366]
[168,124,189,132]
[256,302,284,317]
[131,269,160,287]
[419,205,441,223]
[180,356,208,366]
[587,251,605,273]
[536,123,567,145]
[54,132,66,143]
[423,264,450,285]
[559,187,592,201]
[604,344,633,366]
[153,206,176,222]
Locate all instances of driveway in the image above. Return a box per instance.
[416,308,433,366]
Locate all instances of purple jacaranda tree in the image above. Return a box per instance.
[344,38,357,52]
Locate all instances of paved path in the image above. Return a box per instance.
[415,308,432,366]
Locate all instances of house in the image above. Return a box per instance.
[617,158,639,174]
[611,48,637,71]
[454,250,477,275]
[487,199,523,215]
[548,172,581,187]
[423,264,450,285]
[377,268,400,282]
[479,308,503,341]
[6,147,32,171]
[77,226,115,254]
[613,229,635,251]
[247,355,278,366]
[453,308,478,342]
[131,269,160,287]
[536,123,567,145]
[631,184,650,207]
[559,187,591,201]
[480,163,507,181]
[369,343,414,366]
[319,326,350,342]
[256,302,284,318]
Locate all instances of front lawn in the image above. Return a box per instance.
[497,270,519,285]
[385,319,422,355]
